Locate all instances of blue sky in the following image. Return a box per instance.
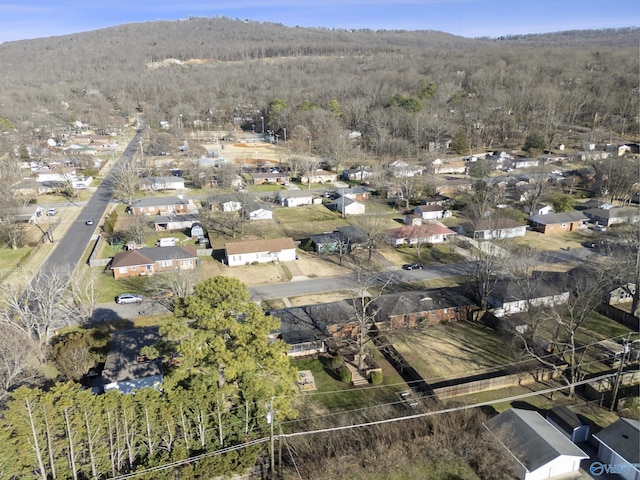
[0,0,637,43]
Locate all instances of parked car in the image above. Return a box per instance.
[47,208,57,216]
[115,293,143,304]
[592,224,607,232]
[85,219,94,225]
[402,263,424,270]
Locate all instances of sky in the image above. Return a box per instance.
[0,0,637,44]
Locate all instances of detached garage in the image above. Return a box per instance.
[485,408,588,480]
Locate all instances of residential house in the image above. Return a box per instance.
[421,194,451,206]
[308,226,368,254]
[583,206,640,227]
[528,211,588,234]
[592,418,640,480]
[388,160,424,177]
[276,190,318,207]
[251,171,290,185]
[269,300,357,356]
[433,159,467,174]
[210,193,272,220]
[458,218,527,240]
[413,204,450,220]
[110,246,198,279]
[371,288,476,330]
[101,327,163,394]
[153,213,200,232]
[11,178,60,196]
[546,406,590,444]
[487,276,570,315]
[300,169,338,184]
[435,177,473,196]
[327,196,365,215]
[128,196,194,216]
[513,158,540,169]
[139,176,185,191]
[225,237,297,267]
[342,186,371,202]
[524,204,554,216]
[342,167,373,181]
[608,283,636,305]
[387,222,456,247]
[484,409,588,480]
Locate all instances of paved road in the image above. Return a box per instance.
[249,263,473,301]
[38,130,142,272]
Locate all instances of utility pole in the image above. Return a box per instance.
[610,333,631,411]
[268,397,275,479]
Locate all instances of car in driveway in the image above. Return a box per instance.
[402,263,424,270]
[115,293,144,304]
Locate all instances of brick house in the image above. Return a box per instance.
[371,288,476,330]
[110,246,198,279]
[250,171,290,185]
[528,211,588,234]
[387,222,456,246]
[128,196,193,216]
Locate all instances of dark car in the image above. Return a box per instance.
[115,293,144,304]
[402,263,424,270]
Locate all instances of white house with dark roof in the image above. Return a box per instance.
[458,218,527,240]
[484,408,588,480]
[225,237,297,266]
[276,190,317,207]
[140,176,185,191]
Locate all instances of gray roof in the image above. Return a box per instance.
[594,418,640,464]
[130,196,190,208]
[102,327,162,385]
[369,288,475,319]
[485,409,588,472]
[154,213,200,225]
[489,275,568,303]
[277,190,315,199]
[584,207,640,220]
[529,211,588,225]
[270,300,356,344]
[136,246,197,262]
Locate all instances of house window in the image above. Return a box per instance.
[159,260,172,267]
[131,266,137,271]
[561,223,567,228]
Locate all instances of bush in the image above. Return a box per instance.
[369,370,383,384]
[329,355,344,370]
[338,365,352,383]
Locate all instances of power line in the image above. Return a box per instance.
[107,370,630,479]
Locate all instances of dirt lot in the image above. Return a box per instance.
[389,321,515,383]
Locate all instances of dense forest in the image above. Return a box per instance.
[0,18,638,163]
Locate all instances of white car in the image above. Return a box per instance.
[592,224,607,232]
[115,293,143,304]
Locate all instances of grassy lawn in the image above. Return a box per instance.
[274,205,350,239]
[390,321,515,384]
[247,184,286,193]
[0,245,35,272]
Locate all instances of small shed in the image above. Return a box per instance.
[190,223,204,238]
[546,406,590,443]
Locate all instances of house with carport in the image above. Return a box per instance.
[458,218,527,240]
[276,190,318,207]
[583,206,640,227]
[224,237,297,266]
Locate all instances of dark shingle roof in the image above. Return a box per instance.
[270,301,355,344]
[111,246,197,268]
[594,418,640,464]
[485,409,588,473]
[529,211,587,225]
[102,327,162,385]
[130,196,190,208]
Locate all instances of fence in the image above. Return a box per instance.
[596,303,639,331]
